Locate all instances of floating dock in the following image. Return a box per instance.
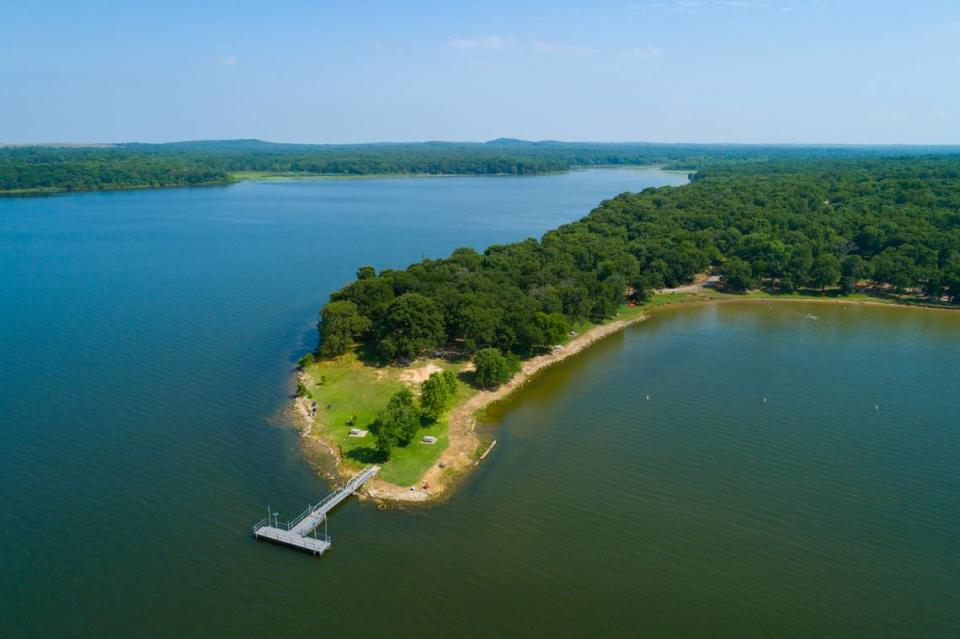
[252,465,379,555]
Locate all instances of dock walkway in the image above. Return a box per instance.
[252,465,379,555]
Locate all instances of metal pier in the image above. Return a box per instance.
[252,465,379,555]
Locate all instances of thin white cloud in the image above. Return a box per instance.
[624,46,663,59]
[450,37,596,55]
[867,109,901,122]
[669,0,703,12]
[718,0,771,7]
[531,41,597,55]
[629,0,799,12]
[448,36,516,50]
[216,55,239,66]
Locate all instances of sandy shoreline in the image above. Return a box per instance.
[291,310,650,504]
[364,310,651,502]
[294,286,956,504]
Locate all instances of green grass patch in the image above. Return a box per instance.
[642,286,927,310]
[301,349,476,487]
[612,303,651,319]
[230,171,322,181]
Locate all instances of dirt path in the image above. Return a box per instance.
[658,274,719,294]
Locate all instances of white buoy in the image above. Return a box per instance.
[763,397,767,404]
[875,405,879,411]
[646,394,650,401]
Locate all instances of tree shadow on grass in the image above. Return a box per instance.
[457,369,481,388]
[354,341,389,367]
[346,446,388,465]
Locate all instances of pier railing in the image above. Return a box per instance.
[252,465,379,536]
[287,490,342,529]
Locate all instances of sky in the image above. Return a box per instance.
[1,0,958,145]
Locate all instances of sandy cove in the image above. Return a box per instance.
[298,280,956,504]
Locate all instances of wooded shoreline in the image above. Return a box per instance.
[297,285,956,505]
[294,154,960,502]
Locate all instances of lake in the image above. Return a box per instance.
[2,169,958,637]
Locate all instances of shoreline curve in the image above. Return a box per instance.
[294,287,957,504]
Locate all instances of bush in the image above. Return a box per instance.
[297,352,316,369]
[420,370,459,422]
[473,348,521,388]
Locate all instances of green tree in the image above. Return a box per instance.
[376,293,446,361]
[473,348,521,388]
[318,300,372,357]
[356,265,376,280]
[453,302,501,352]
[534,312,571,350]
[942,256,960,302]
[373,418,400,458]
[441,370,458,396]
[372,388,420,456]
[420,371,458,422]
[809,254,841,293]
[784,243,814,290]
[720,257,754,292]
[871,248,917,293]
[839,254,868,295]
[332,277,395,317]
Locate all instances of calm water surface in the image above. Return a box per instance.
[2,169,959,637]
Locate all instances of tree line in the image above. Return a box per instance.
[319,155,960,380]
[6,139,958,194]
[371,371,458,457]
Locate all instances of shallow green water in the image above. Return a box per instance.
[2,170,959,637]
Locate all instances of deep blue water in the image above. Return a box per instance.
[3,169,958,638]
[0,169,689,637]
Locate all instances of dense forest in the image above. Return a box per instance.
[318,156,960,369]
[3,138,959,194]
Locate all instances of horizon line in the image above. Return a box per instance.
[4,138,960,149]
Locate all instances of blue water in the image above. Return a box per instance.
[0,169,689,637]
[3,169,958,637]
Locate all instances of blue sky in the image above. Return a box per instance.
[2,0,958,144]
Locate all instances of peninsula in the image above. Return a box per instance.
[296,156,960,502]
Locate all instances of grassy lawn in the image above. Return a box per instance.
[229,171,320,181]
[300,350,476,486]
[642,286,939,309]
[610,303,649,320]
